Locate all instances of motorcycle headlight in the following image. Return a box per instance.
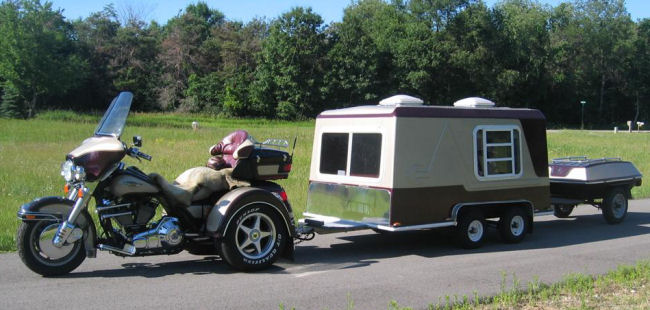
[74,165,86,181]
[61,160,74,182]
[61,160,85,182]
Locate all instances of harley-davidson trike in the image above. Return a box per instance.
[16,92,300,276]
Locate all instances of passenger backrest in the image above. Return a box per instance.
[207,130,252,170]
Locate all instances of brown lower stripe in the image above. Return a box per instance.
[390,185,550,226]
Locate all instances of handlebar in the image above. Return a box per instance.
[128,147,152,161]
[137,151,152,161]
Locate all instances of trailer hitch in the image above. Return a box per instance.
[294,223,315,244]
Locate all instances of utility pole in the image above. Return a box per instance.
[580,100,586,130]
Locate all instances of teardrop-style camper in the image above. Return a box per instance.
[300,95,641,248]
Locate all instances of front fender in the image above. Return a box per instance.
[206,187,296,259]
[17,196,97,258]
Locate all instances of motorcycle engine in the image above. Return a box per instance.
[110,197,157,231]
[132,217,183,251]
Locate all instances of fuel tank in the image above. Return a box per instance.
[109,167,160,197]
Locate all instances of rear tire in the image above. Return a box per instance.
[602,187,628,224]
[498,208,529,243]
[553,204,574,218]
[220,204,287,271]
[17,221,86,276]
[455,209,486,249]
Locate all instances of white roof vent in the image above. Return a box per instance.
[453,97,495,108]
[379,94,424,106]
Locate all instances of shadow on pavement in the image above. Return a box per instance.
[59,209,650,278]
[284,210,650,272]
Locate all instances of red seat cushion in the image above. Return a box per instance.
[207,130,249,169]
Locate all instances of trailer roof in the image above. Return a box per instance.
[317,104,546,120]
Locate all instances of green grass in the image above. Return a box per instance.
[381,260,650,309]
[0,116,649,252]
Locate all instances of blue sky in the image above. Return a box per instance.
[49,0,649,24]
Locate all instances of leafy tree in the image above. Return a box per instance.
[0,82,26,118]
[629,19,650,124]
[490,0,551,108]
[216,19,267,116]
[324,1,390,108]
[71,5,121,110]
[110,18,161,111]
[432,1,495,104]
[251,7,328,119]
[408,0,473,32]
[158,1,224,110]
[0,0,87,117]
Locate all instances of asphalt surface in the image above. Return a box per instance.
[2,199,650,309]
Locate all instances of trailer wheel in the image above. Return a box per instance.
[498,208,528,243]
[455,209,486,249]
[602,187,628,224]
[553,204,574,218]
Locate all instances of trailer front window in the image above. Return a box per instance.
[319,132,382,178]
[474,126,522,180]
[320,133,348,175]
[350,133,382,178]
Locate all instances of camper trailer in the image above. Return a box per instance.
[301,95,642,248]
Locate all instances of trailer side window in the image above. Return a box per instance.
[350,133,382,178]
[474,126,521,180]
[320,133,348,175]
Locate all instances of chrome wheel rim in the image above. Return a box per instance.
[509,215,525,236]
[33,222,79,264]
[612,193,627,218]
[467,220,484,242]
[235,213,276,260]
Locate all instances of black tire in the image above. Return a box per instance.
[602,187,628,224]
[455,209,486,249]
[16,221,86,276]
[553,204,575,218]
[498,208,529,244]
[220,204,287,271]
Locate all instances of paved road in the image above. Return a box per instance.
[2,200,650,309]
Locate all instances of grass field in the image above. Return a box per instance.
[382,260,650,309]
[0,114,649,252]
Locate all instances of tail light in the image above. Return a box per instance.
[279,190,288,202]
[280,163,292,173]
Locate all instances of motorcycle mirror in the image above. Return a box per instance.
[133,135,142,147]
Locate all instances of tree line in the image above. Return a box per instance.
[0,0,648,127]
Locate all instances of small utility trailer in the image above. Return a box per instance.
[299,95,643,248]
[549,157,642,223]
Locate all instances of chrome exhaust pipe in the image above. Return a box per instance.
[97,243,136,256]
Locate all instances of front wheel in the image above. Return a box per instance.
[220,204,287,271]
[16,221,86,276]
[602,187,628,224]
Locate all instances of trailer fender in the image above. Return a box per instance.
[451,200,535,233]
[17,196,97,258]
[206,187,296,259]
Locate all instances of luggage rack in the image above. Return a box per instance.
[257,138,289,149]
[551,156,622,166]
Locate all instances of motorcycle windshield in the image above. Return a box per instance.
[94,92,133,138]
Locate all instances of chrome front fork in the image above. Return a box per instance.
[52,185,90,248]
